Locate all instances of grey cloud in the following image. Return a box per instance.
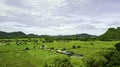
[5,0,23,7]
[0,0,120,35]
[107,21,120,26]
[74,24,97,30]
[0,16,14,23]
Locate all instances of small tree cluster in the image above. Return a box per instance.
[84,43,120,67]
[25,47,29,50]
[84,47,120,67]
[72,45,81,49]
[43,56,73,67]
[115,42,120,51]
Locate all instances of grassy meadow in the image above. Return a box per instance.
[0,38,120,67]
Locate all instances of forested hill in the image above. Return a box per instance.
[99,27,120,40]
[0,31,95,39]
[0,31,39,38]
[1,27,120,41]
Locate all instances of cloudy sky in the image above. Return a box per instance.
[0,0,120,35]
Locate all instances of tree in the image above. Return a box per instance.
[72,45,76,49]
[99,27,120,41]
[115,42,120,51]
[25,47,29,50]
[85,54,108,67]
[77,45,81,48]
[84,50,120,67]
[43,56,73,67]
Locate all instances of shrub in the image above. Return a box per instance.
[61,48,66,51]
[84,50,120,67]
[72,45,76,49]
[43,56,73,67]
[85,54,107,67]
[25,47,29,50]
[115,42,120,51]
[90,43,94,45]
[50,47,54,50]
[77,45,81,48]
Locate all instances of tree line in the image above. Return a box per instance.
[1,27,120,41]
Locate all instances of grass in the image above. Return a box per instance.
[44,41,119,57]
[0,39,120,67]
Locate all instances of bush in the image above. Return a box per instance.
[72,45,76,49]
[85,54,107,67]
[90,43,94,45]
[25,47,29,50]
[61,48,66,51]
[84,50,120,67]
[50,47,54,50]
[43,56,73,67]
[115,42,120,51]
[77,46,81,48]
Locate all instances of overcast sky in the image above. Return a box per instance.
[0,0,120,35]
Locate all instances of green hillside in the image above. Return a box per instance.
[99,27,120,40]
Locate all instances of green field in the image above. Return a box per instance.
[0,38,120,67]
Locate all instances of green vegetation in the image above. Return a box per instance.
[0,31,39,38]
[85,45,120,67]
[1,27,120,41]
[99,27,120,41]
[0,27,120,67]
[0,31,95,41]
[43,56,73,67]
[0,38,120,67]
[115,42,120,51]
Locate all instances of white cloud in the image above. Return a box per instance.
[0,0,29,18]
[22,0,66,16]
[0,22,26,32]
[0,0,120,35]
[0,1,15,17]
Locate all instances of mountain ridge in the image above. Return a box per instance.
[1,27,120,41]
[0,31,95,38]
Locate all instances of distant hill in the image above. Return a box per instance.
[56,33,95,37]
[9,32,27,38]
[73,33,96,38]
[0,31,8,38]
[0,31,27,38]
[99,27,120,40]
[28,34,39,38]
[0,31,95,39]
[1,27,120,40]
[51,33,96,41]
